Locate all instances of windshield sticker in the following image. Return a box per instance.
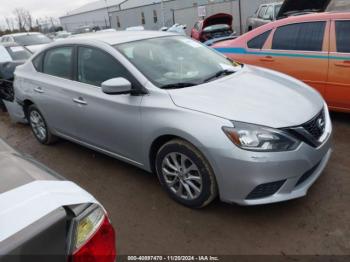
[219,63,235,70]
[0,46,12,62]
[10,46,25,52]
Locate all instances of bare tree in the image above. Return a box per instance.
[5,17,14,31]
[13,8,26,31]
[24,9,34,30]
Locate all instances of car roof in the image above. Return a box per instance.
[63,30,177,46]
[3,32,42,37]
[274,11,350,25]
[247,11,350,36]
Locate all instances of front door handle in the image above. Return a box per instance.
[260,56,275,62]
[73,97,87,105]
[34,87,44,94]
[335,61,350,68]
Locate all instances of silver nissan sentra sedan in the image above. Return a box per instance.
[13,31,332,208]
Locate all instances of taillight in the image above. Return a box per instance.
[69,205,116,262]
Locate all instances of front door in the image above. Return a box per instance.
[72,46,143,163]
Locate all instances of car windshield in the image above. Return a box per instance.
[203,24,230,32]
[6,46,32,61]
[275,4,282,16]
[13,34,52,46]
[116,36,240,88]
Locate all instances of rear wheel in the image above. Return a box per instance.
[155,139,218,208]
[27,105,57,145]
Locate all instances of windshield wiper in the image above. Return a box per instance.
[203,69,235,83]
[160,82,197,90]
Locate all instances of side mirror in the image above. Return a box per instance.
[101,77,132,95]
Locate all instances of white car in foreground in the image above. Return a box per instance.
[0,139,116,261]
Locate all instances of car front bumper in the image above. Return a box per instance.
[209,112,332,206]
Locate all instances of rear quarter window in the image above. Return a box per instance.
[247,30,272,49]
[32,53,44,72]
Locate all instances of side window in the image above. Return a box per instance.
[43,47,73,79]
[32,53,44,72]
[247,30,272,49]
[335,21,350,53]
[77,47,133,87]
[272,22,326,52]
[258,6,267,19]
[264,6,274,20]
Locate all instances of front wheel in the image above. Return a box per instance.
[27,105,57,145]
[155,139,218,208]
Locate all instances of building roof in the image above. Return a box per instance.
[120,0,171,10]
[65,0,126,16]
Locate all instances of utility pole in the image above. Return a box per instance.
[105,0,112,28]
[161,0,165,27]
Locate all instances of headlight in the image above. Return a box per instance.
[222,122,300,152]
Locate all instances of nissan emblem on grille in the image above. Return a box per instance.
[317,117,325,132]
[302,109,326,141]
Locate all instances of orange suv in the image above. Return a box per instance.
[214,12,350,113]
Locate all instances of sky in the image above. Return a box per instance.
[0,0,94,29]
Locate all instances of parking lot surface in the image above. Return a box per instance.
[0,111,349,255]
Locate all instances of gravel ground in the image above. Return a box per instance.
[0,110,349,256]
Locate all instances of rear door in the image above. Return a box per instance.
[261,21,329,97]
[30,46,80,138]
[327,19,350,111]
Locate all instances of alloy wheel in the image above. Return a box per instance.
[161,152,203,200]
[30,110,47,141]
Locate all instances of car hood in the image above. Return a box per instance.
[25,44,48,53]
[277,0,331,19]
[168,66,324,128]
[203,13,233,29]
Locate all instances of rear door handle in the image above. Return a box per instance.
[260,56,275,62]
[34,87,44,94]
[73,97,87,105]
[335,61,350,68]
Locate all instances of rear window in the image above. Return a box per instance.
[6,46,32,61]
[335,21,350,53]
[247,30,271,49]
[272,22,326,52]
[13,34,52,46]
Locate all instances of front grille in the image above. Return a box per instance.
[295,162,321,187]
[246,180,286,200]
[302,109,326,141]
[285,109,327,148]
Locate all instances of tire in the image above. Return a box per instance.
[27,104,57,145]
[155,139,218,208]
